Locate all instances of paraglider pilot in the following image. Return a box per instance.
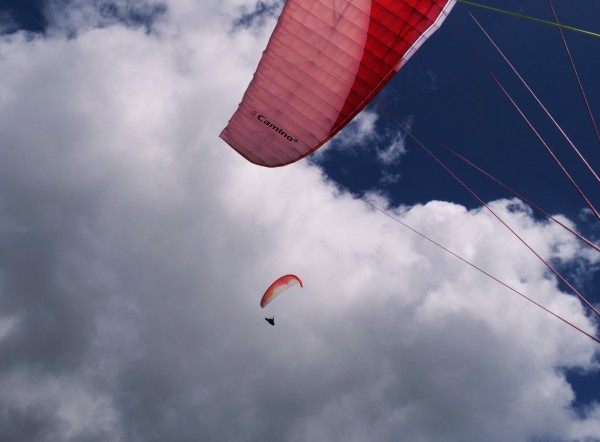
[265,316,275,326]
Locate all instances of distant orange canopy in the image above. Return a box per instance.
[260,275,303,308]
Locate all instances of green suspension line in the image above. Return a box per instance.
[457,0,600,39]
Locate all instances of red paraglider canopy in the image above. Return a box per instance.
[221,0,456,167]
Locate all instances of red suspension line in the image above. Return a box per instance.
[547,0,600,148]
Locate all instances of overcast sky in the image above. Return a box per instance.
[0,1,599,441]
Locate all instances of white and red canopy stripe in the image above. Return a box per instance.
[221,0,456,167]
[260,274,304,308]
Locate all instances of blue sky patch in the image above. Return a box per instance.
[0,0,167,35]
[232,1,282,31]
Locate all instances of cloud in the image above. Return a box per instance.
[0,10,18,34]
[426,69,440,91]
[320,109,380,157]
[0,1,598,441]
[375,116,411,186]
[376,131,408,166]
[314,108,410,189]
